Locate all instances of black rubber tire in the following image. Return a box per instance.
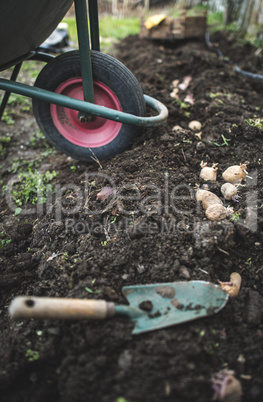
[33,50,146,162]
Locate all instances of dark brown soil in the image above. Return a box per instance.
[1,30,263,402]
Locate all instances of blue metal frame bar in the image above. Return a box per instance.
[0,78,168,127]
[0,63,22,119]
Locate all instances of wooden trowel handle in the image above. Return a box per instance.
[9,296,116,320]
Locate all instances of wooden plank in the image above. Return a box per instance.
[140,12,207,41]
[185,16,207,38]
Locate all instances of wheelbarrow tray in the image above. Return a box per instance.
[0,0,73,69]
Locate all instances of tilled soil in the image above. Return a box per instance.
[0,30,263,402]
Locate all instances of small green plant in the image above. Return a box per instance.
[11,169,58,206]
[9,157,41,174]
[14,207,22,216]
[111,216,117,224]
[246,257,252,267]
[36,330,43,339]
[85,286,102,294]
[28,130,55,154]
[229,211,240,222]
[221,135,231,146]
[70,165,77,172]
[173,99,191,117]
[40,148,56,158]
[26,349,39,362]
[174,98,191,110]
[246,118,263,129]
[211,135,231,147]
[0,136,11,157]
[1,110,15,125]
[209,92,232,99]
[28,130,45,148]
[0,136,11,144]
[0,94,32,125]
[8,93,31,111]
[0,232,11,249]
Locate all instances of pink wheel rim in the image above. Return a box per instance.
[50,78,122,147]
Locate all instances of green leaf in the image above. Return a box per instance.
[85,287,102,294]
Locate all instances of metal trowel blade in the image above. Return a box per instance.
[121,281,229,335]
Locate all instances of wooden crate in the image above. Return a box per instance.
[140,11,207,40]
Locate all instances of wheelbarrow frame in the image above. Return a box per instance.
[0,0,168,127]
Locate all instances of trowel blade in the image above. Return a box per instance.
[121,281,229,335]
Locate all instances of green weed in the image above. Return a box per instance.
[0,136,11,144]
[26,349,39,362]
[174,99,191,111]
[9,157,40,174]
[85,286,102,294]
[11,169,58,207]
[0,93,32,124]
[7,93,31,110]
[229,212,240,222]
[0,136,11,157]
[28,130,46,148]
[1,110,15,125]
[246,118,263,129]
[210,135,231,147]
[0,232,11,249]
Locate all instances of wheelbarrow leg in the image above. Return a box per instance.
[88,0,100,51]
[74,0,94,114]
[0,63,22,120]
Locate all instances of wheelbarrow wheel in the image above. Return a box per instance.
[33,50,146,162]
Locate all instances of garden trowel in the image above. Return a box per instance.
[9,281,229,335]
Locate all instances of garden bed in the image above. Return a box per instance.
[0,30,263,402]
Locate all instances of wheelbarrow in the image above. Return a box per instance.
[0,0,168,162]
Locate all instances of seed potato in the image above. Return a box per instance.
[221,182,237,200]
[202,192,223,210]
[188,120,202,132]
[200,161,218,181]
[205,204,227,221]
[222,164,247,183]
[196,189,223,209]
